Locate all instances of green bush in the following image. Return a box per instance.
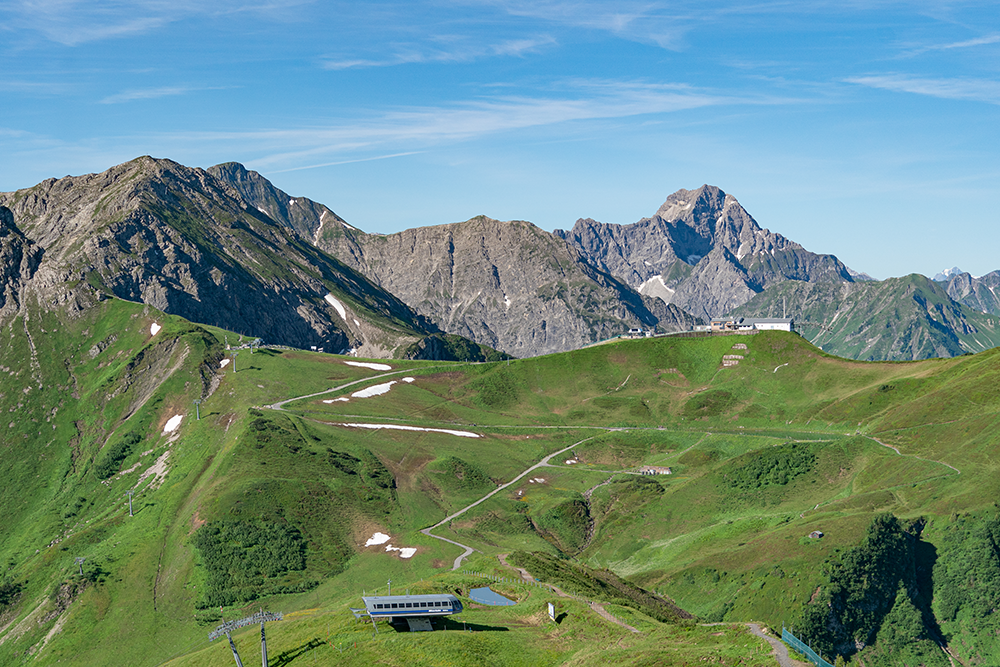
[509,551,692,624]
[443,456,493,490]
[192,519,309,607]
[473,369,521,409]
[94,431,143,479]
[721,443,815,491]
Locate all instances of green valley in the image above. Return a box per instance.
[0,297,998,666]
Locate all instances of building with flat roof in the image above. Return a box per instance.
[711,317,795,333]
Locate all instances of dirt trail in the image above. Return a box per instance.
[420,435,599,569]
[496,554,640,634]
[745,623,804,667]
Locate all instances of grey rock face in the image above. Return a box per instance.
[206,163,698,357]
[0,206,43,318]
[944,270,1000,316]
[0,157,433,355]
[555,185,855,321]
[315,215,698,357]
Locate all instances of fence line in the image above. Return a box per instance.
[782,626,835,667]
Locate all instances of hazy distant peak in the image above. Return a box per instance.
[933,266,964,282]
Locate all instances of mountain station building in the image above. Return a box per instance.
[711,317,795,333]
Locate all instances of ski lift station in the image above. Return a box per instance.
[362,594,462,621]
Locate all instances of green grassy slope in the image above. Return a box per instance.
[0,306,998,666]
[736,274,1000,360]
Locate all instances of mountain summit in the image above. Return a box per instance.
[0,157,460,357]
[555,185,856,321]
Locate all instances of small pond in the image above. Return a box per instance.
[468,587,516,606]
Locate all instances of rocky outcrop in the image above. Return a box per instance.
[0,206,43,318]
[555,185,855,321]
[943,270,1000,316]
[0,158,438,355]
[311,215,698,357]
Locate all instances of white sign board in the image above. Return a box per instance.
[548,602,555,622]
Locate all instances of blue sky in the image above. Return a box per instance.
[1,1,998,279]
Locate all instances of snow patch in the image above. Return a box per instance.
[341,221,356,231]
[344,361,392,371]
[324,293,347,320]
[335,423,480,438]
[565,459,577,465]
[322,397,350,403]
[150,322,161,336]
[365,532,391,546]
[686,254,702,265]
[504,295,511,309]
[220,358,230,368]
[352,381,396,398]
[257,206,268,215]
[386,545,416,559]
[353,318,360,327]
[401,377,415,383]
[162,415,182,434]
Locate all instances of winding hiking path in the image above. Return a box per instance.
[869,436,961,474]
[420,435,599,569]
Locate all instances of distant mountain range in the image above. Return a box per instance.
[0,158,500,360]
[3,157,998,361]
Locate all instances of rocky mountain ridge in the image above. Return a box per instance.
[942,270,1000,316]
[0,157,474,358]
[736,274,1000,360]
[554,185,856,321]
[207,164,699,357]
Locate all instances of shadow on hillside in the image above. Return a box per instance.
[269,637,324,665]
[386,617,509,633]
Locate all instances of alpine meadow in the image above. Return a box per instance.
[0,284,998,664]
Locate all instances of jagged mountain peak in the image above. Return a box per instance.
[206,161,355,244]
[556,184,853,322]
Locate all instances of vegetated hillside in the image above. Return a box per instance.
[0,156,493,359]
[0,300,766,667]
[294,329,1000,666]
[554,185,856,321]
[734,274,1000,360]
[3,296,1000,666]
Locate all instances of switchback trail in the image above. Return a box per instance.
[421,436,599,569]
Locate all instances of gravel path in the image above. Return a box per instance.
[420,435,599,569]
[745,624,800,667]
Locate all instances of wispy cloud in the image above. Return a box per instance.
[847,74,1000,105]
[897,33,1000,58]
[269,151,425,173]
[0,80,73,95]
[4,0,311,45]
[215,79,785,170]
[464,0,690,49]
[321,35,557,70]
[99,85,221,104]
